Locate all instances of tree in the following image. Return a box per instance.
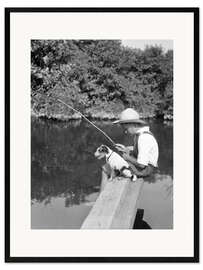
[31,40,173,119]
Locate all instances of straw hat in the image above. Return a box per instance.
[113,108,146,125]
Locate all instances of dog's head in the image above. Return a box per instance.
[94,145,110,160]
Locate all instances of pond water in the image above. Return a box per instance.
[31,118,173,229]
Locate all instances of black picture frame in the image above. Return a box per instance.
[5,7,199,263]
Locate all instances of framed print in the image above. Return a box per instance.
[5,7,199,262]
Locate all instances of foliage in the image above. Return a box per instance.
[31,40,173,119]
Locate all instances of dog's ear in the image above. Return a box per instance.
[100,145,109,153]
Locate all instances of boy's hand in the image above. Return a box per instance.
[122,153,131,161]
[115,144,128,153]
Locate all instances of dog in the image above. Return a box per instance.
[94,145,137,182]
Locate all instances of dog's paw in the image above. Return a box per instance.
[131,175,137,182]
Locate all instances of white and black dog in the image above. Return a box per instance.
[94,145,137,182]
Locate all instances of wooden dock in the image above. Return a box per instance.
[81,167,144,229]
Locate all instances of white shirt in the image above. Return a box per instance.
[136,126,159,167]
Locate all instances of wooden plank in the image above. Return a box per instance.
[81,170,144,229]
[111,179,143,229]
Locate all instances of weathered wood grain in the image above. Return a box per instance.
[81,169,144,229]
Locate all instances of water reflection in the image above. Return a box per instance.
[31,118,173,229]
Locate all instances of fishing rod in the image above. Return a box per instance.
[57,98,116,146]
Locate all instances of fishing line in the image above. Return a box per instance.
[56,98,116,146]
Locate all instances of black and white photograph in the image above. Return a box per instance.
[31,39,173,229]
[5,7,198,262]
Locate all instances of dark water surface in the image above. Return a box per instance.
[31,118,173,229]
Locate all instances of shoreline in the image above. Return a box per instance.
[31,110,173,122]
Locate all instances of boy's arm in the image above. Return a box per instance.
[122,153,146,170]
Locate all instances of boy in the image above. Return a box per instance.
[114,108,159,177]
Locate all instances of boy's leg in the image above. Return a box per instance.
[127,161,154,177]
